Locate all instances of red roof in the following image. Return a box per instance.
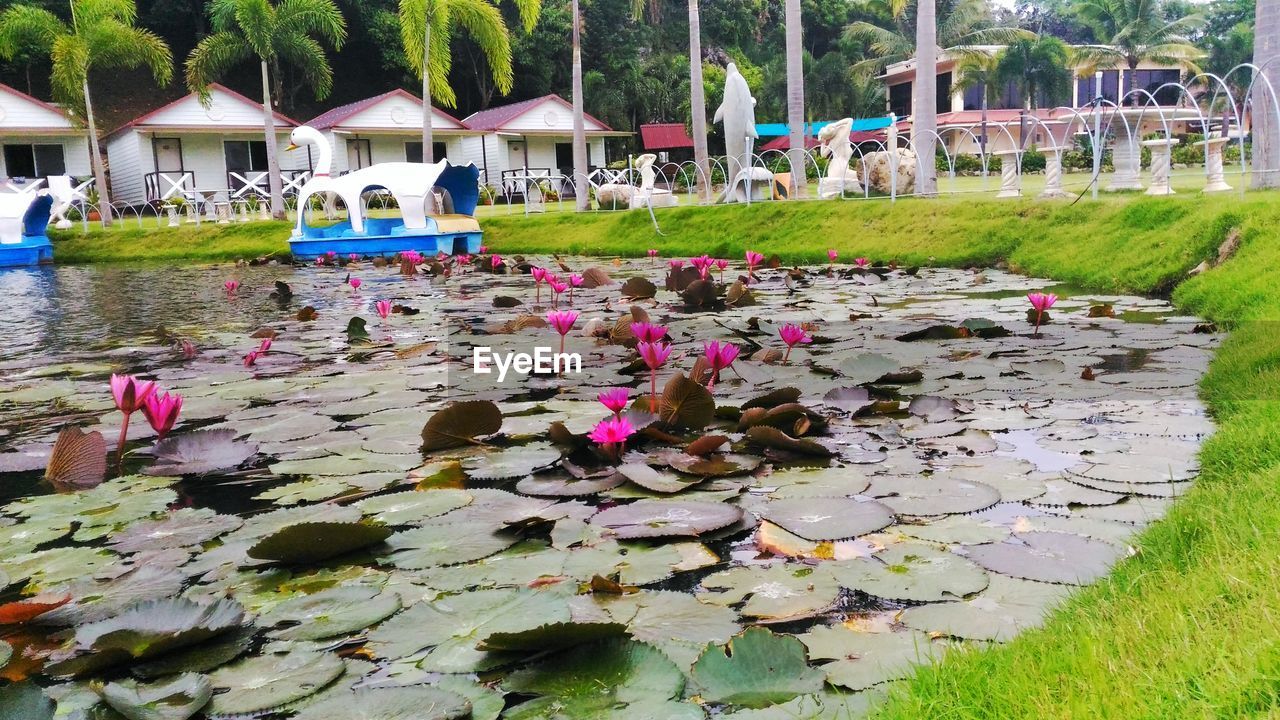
[105,83,300,139]
[305,89,465,130]
[640,123,693,150]
[463,94,613,132]
[0,84,74,121]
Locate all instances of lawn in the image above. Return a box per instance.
[43,189,1280,718]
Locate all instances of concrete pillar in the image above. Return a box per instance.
[1142,138,1179,196]
[1107,133,1144,191]
[1195,136,1233,193]
[994,150,1021,198]
[1038,146,1072,199]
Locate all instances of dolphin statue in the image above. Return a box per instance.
[714,62,758,201]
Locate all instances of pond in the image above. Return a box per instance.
[0,256,1216,719]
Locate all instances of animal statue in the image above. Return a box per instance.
[713,63,758,202]
[816,118,862,198]
[629,153,677,209]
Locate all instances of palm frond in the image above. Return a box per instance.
[275,31,333,98]
[0,5,67,61]
[448,0,513,94]
[233,0,276,60]
[185,30,251,101]
[49,33,89,106]
[85,20,173,85]
[277,0,347,49]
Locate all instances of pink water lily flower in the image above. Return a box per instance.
[326,251,337,259]
[491,254,503,270]
[669,259,685,270]
[110,374,157,467]
[854,257,869,269]
[648,248,659,266]
[375,300,392,320]
[714,258,729,282]
[745,250,764,283]
[568,273,584,304]
[349,278,362,291]
[530,266,548,303]
[257,338,272,354]
[224,279,239,294]
[549,278,569,307]
[547,310,578,357]
[779,323,812,363]
[630,322,667,344]
[243,350,260,367]
[598,387,630,416]
[1028,292,1058,337]
[637,340,673,412]
[690,255,714,278]
[480,245,489,254]
[141,391,182,440]
[703,340,740,390]
[587,416,636,461]
[828,249,838,263]
[315,256,325,266]
[348,253,359,262]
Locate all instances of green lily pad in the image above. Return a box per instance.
[247,522,392,564]
[383,522,518,569]
[691,627,825,709]
[0,681,54,720]
[421,401,503,451]
[699,563,841,621]
[356,489,473,525]
[799,626,942,690]
[503,637,687,717]
[759,497,894,540]
[660,372,716,429]
[828,544,989,602]
[866,476,1001,516]
[901,574,1071,641]
[265,586,402,641]
[98,673,212,720]
[206,650,345,715]
[478,620,629,652]
[590,500,743,539]
[292,686,472,720]
[966,532,1124,585]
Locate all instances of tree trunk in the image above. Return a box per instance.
[260,60,285,220]
[979,91,988,153]
[422,23,434,163]
[570,0,589,211]
[784,0,805,198]
[913,0,938,195]
[82,78,112,226]
[1252,0,1279,187]
[687,0,710,202]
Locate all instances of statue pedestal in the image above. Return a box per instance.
[1142,138,1180,196]
[720,168,775,203]
[166,205,180,227]
[1038,146,1072,199]
[993,150,1022,198]
[630,189,678,209]
[1193,136,1233,193]
[818,172,862,199]
[1108,135,1144,191]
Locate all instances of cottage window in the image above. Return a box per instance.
[3,144,66,178]
[223,140,269,173]
[406,141,448,162]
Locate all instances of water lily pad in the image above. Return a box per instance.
[421,401,502,451]
[836,353,901,385]
[206,650,345,715]
[108,509,242,552]
[463,442,560,479]
[966,532,1123,585]
[901,575,1071,641]
[898,516,1011,545]
[590,500,743,539]
[356,489,473,525]
[144,429,257,476]
[383,522,518,569]
[699,563,841,621]
[292,686,472,720]
[667,453,762,478]
[799,626,942,690]
[660,373,716,429]
[866,476,1001,516]
[0,682,54,720]
[615,463,700,493]
[265,586,401,641]
[746,427,835,457]
[828,544,989,602]
[691,627,825,709]
[503,637,686,718]
[478,620,628,652]
[98,673,212,720]
[248,522,392,564]
[759,497,894,540]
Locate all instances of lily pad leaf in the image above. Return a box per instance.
[590,500,743,539]
[292,686,472,720]
[836,353,900,385]
[0,682,54,720]
[98,673,212,720]
[759,497,894,541]
[691,627,825,709]
[478,620,629,652]
[901,575,1071,641]
[698,564,841,621]
[503,637,685,711]
[347,317,371,345]
[265,586,401,641]
[207,650,345,715]
[145,429,257,476]
[44,426,106,491]
[247,522,392,564]
[965,532,1123,585]
[745,427,834,457]
[421,401,503,452]
[828,544,989,602]
[799,627,942,691]
[620,277,657,299]
[660,372,716,430]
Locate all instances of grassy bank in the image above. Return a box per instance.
[45,192,1280,716]
[51,221,292,264]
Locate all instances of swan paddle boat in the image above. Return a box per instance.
[286,126,484,260]
[0,189,54,267]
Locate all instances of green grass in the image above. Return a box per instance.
[51,221,292,264]
[44,190,1280,717]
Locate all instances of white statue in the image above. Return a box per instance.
[817,118,862,198]
[714,63,767,203]
[629,153,678,209]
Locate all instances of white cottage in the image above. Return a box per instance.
[104,83,306,206]
[303,89,477,175]
[0,83,92,184]
[459,94,627,193]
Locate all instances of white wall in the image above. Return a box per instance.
[0,134,91,178]
[107,129,302,205]
[337,93,466,133]
[106,132,147,205]
[327,133,466,174]
[477,135,607,179]
[495,98,608,133]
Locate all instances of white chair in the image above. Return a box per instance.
[46,175,93,229]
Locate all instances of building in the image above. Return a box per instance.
[0,84,92,185]
[460,94,628,192]
[882,48,1190,154]
[303,89,478,175]
[104,83,307,206]
[639,123,694,162]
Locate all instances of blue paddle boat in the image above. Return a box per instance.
[0,192,54,267]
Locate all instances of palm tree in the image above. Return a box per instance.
[399,0,537,166]
[1071,0,1204,105]
[187,0,346,220]
[784,0,805,198]
[953,51,1000,150]
[914,0,937,196]
[845,0,1028,75]
[997,36,1072,109]
[1253,0,1278,188]
[0,0,172,226]
[687,0,710,201]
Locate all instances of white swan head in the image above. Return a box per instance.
[286,125,332,176]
